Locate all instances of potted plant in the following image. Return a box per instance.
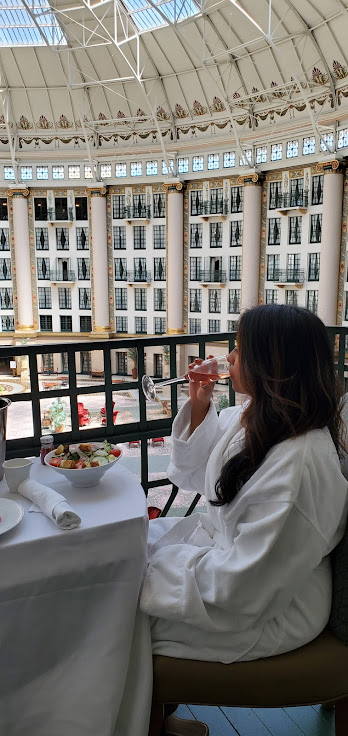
[127,347,138,379]
[50,397,66,432]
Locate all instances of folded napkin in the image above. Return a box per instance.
[18,478,81,530]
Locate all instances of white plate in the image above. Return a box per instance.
[0,498,24,536]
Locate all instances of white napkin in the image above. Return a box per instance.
[18,478,81,530]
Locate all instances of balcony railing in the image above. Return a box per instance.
[199,270,227,283]
[124,205,151,220]
[272,269,305,284]
[50,270,76,282]
[274,191,309,211]
[126,271,152,283]
[202,199,229,217]
[47,208,74,222]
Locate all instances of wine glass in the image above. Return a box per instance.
[141,355,230,401]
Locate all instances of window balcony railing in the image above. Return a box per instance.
[124,205,151,221]
[199,270,227,283]
[50,270,76,282]
[126,271,152,283]
[47,208,74,223]
[274,191,309,212]
[201,199,229,219]
[272,269,305,284]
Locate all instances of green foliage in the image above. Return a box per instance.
[50,397,67,429]
[218,393,229,411]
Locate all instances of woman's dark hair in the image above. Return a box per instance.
[212,304,346,506]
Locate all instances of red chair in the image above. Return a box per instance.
[128,439,140,448]
[77,401,91,427]
[151,437,164,447]
[100,401,118,425]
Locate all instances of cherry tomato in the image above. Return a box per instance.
[74,460,86,469]
[110,448,121,458]
[49,458,62,467]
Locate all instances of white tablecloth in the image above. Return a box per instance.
[0,458,150,736]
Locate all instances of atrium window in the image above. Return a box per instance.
[135,317,147,334]
[268,218,281,245]
[307,290,318,315]
[113,226,126,250]
[21,166,32,180]
[162,160,175,175]
[76,228,89,250]
[37,166,48,180]
[34,198,47,221]
[146,161,158,175]
[230,221,243,246]
[1,315,14,331]
[286,140,299,158]
[115,288,127,310]
[56,228,69,250]
[338,128,348,148]
[190,289,201,312]
[239,149,252,166]
[35,228,48,250]
[231,186,243,213]
[223,152,235,168]
[265,289,278,305]
[256,146,267,164]
[154,317,166,334]
[153,224,165,248]
[0,228,9,249]
[77,258,90,279]
[229,255,241,280]
[191,190,203,216]
[0,200,8,221]
[101,164,112,178]
[75,197,88,221]
[154,288,166,311]
[131,161,142,176]
[210,222,222,248]
[79,288,91,309]
[153,193,165,217]
[4,167,15,180]
[190,223,202,248]
[0,0,66,46]
[192,156,204,172]
[289,216,302,244]
[113,195,125,219]
[52,166,64,180]
[58,288,71,309]
[308,253,320,281]
[208,154,219,170]
[178,157,189,174]
[208,319,220,333]
[84,165,93,179]
[312,175,323,205]
[38,287,51,309]
[116,163,127,178]
[303,137,315,155]
[60,316,72,332]
[209,289,221,313]
[122,0,200,31]
[68,165,80,179]
[320,132,334,152]
[271,144,282,161]
[310,214,322,244]
[0,286,12,308]
[229,289,241,314]
[0,258,11,280]
[80,316,92,332]
[116,316,128,333]
[40,315,52,331]
[286,290,298,306]
[189,318,201,334]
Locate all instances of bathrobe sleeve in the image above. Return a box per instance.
[141,434,348,632]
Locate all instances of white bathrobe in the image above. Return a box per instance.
[115,399,348,736]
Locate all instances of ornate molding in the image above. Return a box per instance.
[6,188,30,198]
[86,186,107,197]
[93,325,111,332]
[316,160,341,174]
[167,327,185,334]
[237,173,262,186]
[163,181,183,192]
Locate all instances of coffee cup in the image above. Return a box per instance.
[2,458,33,492]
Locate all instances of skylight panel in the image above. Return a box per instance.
[122,0,201,31]
[0,0,67,46]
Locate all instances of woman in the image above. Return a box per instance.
[138,305,348,736]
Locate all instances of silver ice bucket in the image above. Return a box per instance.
[0,397,11,481]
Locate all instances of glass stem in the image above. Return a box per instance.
[153,375,187,389]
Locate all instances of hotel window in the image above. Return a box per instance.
[84,165,93,179]
[77,258,90,280]
[100,164,111,178]
[146,161,158,175]
[154,288,166,311]
[130,161,142,176]
[36,166,49,180]
[239,149,252,166]
[115,287,127,310]
[320,132,334,152]
[153,193,165,217]
[265,289,278,304]
[338,128,348,148]
[208,319,220,333]
[190,223,202,248]
[208,153,219,170]
[268,218,281,245]
[0,287,13,308]
[229,255,241,280]
[209,289,221,313]
[35,228,49,250]
[289,216,302,244]
[76,227,89,250]
[135,316,147,333]
[192,156,204,172]
[52,165,64,179]
[290,178,304,207]
[0,199,8,221]
[303,136,315,155]
[34,198,47,220]
[162,160,175,175]
[134,288,147,310]
[58,288,71,309]
[154,257,166,280]
[269,181,281,209]
[308,253,320,281]
[20,166,32,180]
[312,175,323,205]
[190,289,201,312]
[256,146,267,164]
[223,151,235,168]
[177,157,189,174]
[271,144,282,161]
[114,258,127,281]
[154,317,166,334]
[210,187,223,214]
[116,316,128,332]
[228,289,241,314]
[60,315,72,331]
[113,226,126,249]
[75,197,88,220]
[230,220,242,246]
[0,228,9,250]
[116,352,127,375]
[4,167,15,180]
[191,190,203,216]
[113,194,125,219]
[80,316,91,332]
[189,318,201,334]
[153,224,165,249]
[228,320,238,332]
[37,257,50,279]
[1,315,14,331]
[307,290,318,315]
[38,287,51,309]
[231,186,243,213]
[68,165,80,179]
[56,228,69,250]
[79,288,91,309]
[133,226,146,249]
[287,253,301,280]
[40,315,52,331]
[310,214,322,243]
[0,258,11,280]
[134,257,147,280]
[190,257,202,281]
[115,163,127,178]
[286,140,299,158]
[267,254,280,281]
[133,193,146,218]
[55,197,68,219]
[210,222,222,248]
[286,290,298,306]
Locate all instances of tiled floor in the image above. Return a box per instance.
[175,703,335,735]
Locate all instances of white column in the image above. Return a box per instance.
[317,162,344,326]
[240,176,262,311]
[88,186,110,336]
[166,184,184,334]
[9,188,34,334]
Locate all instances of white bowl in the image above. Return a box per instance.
[44,445,122,487]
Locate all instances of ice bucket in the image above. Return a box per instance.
[0,397,11,481]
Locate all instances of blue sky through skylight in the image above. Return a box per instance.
[0,0,66,46]
[121,0,201,31]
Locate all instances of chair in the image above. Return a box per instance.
[100,401,118,425]
[77,401,91,427]
[128,439,140,448]
[151,437,164,447]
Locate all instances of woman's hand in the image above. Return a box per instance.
[188,358,215,434]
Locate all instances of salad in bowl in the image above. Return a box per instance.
[44,440,122,487]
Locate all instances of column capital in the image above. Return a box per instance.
[6,187,30,198]
[237,172,264,186]
[86,185,107,197]
[163,181,184,192]
[316,160,344,174]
